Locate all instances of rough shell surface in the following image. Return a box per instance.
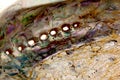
[0,0,120,80]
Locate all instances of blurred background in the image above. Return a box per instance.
[0,0,63,15]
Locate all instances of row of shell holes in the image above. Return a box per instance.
[5,22,80,55]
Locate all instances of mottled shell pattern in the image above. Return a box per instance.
[0,0,120,79]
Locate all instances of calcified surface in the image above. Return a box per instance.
[0,0,120,80]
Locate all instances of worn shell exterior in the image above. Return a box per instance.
[0,0,120,80]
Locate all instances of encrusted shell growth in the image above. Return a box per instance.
[0,0,120,79]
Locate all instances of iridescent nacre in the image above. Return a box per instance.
[0,0,120,79]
